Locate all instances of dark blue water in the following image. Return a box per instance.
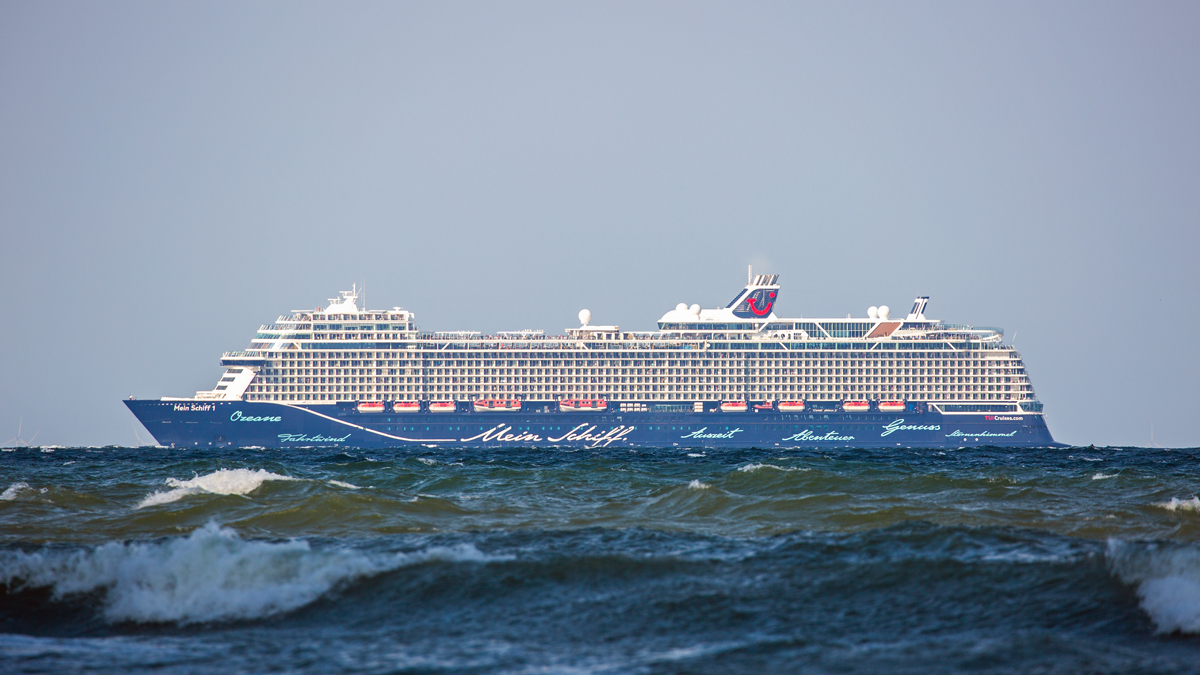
[3,446,1200,673]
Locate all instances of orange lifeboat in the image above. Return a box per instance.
[842,400,870,413]
[559,399,608,412]
[429,401,457,413]
[473,398,522,412]
[778,400,806,412]
[357,401,385,414]
[720,401,748,413]
[878,400,906,413]
[392,401,420,413]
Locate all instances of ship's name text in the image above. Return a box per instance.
[174,403,214,412]
[461,423,635,447]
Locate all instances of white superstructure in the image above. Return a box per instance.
[196,278,1040,412]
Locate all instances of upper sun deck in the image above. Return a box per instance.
[234,277,1003,354]
[654,279,1002,344]
[253,286,411,326]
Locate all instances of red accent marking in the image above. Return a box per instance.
[745,291,775,316]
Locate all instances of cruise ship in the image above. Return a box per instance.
[125,274,1059,448]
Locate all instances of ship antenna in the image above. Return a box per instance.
[748,264,752,285]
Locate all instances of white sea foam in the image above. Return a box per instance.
[1156,497,1200,512]
[1,482,31,501]
[137,469,297,508]
[739,463,782,473]
[418,457,438,466]
[737,463,808,473]
[1109,539,1200,634]
[327,480,361,490]
[687,480,710,490]
[1092,473,1118,480]
[687,453,705,458]
[0,523,508,624]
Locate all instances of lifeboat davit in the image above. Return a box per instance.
[720,401,748,413]
[392,401,420,413]
[473,399,522,412]
[878,400,906,413]
[842,400,870,413]
[754,401,775,411]
[429,401,457,413]
[559,399,607,412]
[357,401,385,414]
[778,400,806,412]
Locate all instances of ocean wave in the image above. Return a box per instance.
[0,523,506,624]
[327,480,361,490]
[737,463,807,473]
[1092,473,1118,480]
[687,480,710,490]
[1108,539,1200,634]
[137,469,298,508]
[1155,497,1200,512]
[1,482,32,501]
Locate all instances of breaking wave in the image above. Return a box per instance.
[737,463,807,473]
[1155,497,1200,512]
[1,482,32,501]
[1108,539,1200,634]
[137,469,298,508]
[0,523,504,624]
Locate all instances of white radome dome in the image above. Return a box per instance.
[578,309,591,326]
[689,304,700,315]
[868,306,878,319]
[878,305,890,320]
[676,303,688,311]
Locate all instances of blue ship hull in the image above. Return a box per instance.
[125,400,1059,449]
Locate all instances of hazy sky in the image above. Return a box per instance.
[2,2,1197,448]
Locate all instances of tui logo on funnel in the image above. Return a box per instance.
[732,288,778,318]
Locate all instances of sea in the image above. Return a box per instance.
[2,445,1200,674]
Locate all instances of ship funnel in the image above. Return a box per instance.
[907,296,929,321]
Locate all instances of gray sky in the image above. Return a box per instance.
[2,1,1197,448]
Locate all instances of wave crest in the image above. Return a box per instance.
[137,469,297,508]
[0,523,504,624]
[737,463,807,473]
[1,482,32,501]
[1155,497,1200,512]
[1108,539,1200,634]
